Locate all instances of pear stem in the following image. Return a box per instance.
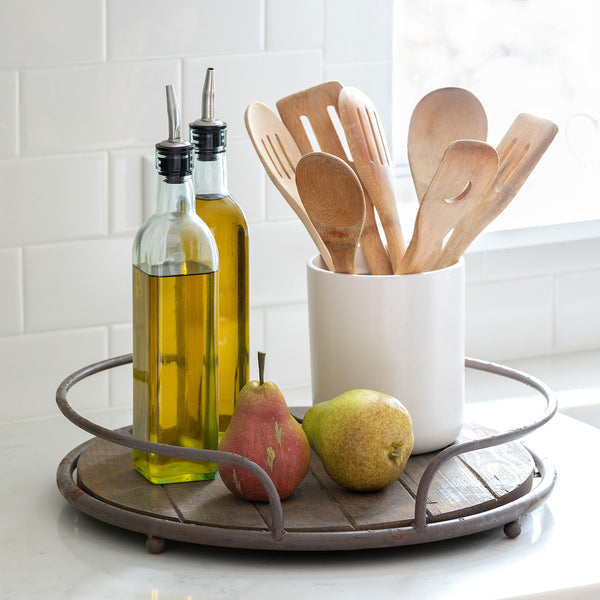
[258,351,266,386]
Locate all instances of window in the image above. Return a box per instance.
[393,0,600,232]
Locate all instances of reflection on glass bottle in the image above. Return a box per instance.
[132,85,219,484]
[190,68,249,434]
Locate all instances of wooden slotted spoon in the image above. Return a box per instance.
[407,87,488,202]
[398,140,498,274]
[277,82,392,275]
[434,113,559,270]
[244,101,334,271]
[338,86,407,273]
[296,152,366,274]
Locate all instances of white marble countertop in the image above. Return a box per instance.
[2,351,600,600]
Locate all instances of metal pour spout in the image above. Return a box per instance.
[201,68,215,122]
[189,68,226,156]
[166,84,183,142]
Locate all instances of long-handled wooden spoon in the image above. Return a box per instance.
[244,101,334,271]
[296,152,366,274]
[398,140,498,274]
[277,82,392,275]
[408,87,488,202]
[434,113,559,269]
[338,86,407,273]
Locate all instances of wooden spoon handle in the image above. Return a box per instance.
[324,229,363,274]
[380,209,408,273]
[338,86,407,271]
[360,193,393,275]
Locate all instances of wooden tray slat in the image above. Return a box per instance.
[308,451,416,529]
[256,463,355,532]
[458,423,534,501]
[402,452,496,521]
[76,439,180,520]
[75,422,535,535]
[165,477,268,530]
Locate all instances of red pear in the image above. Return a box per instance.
[217,352,311,501]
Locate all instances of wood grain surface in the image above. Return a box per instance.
[76,422,534,534]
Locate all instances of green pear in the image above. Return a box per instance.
[302,389,414,492]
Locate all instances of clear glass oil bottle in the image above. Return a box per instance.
[190,68,249,434]
[132,85,219,484]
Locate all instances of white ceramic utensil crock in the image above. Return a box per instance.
[307,249,465,454]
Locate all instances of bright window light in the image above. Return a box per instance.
[393,0,600,231]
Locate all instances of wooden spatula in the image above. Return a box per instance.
[434,113,559,269]
[338,86,407,273]
[296,152,366,274]
[398,140,498,274]
[244,101,334,271]
[277,82,392,275]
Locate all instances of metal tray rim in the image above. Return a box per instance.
[56,355,557,552]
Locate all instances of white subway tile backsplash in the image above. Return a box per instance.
[227,139,265,224]
[0,327,108,422]
[107,0,262,61]
[464,251,485,283]
[0,70,18,158]
[466,276,554,361]
[142,155,156,221]
[182,51,322,140]
[324,61,394,138]
[108,323,133,408]
[21,61,180,155]
[266,0,324,51]
[0,248,23,336]
[266,177,297,221]
[0,154,107,247]
[324,0,393,64]
[2,0,599,425]
[555,269,600,353]
[483,237,600,280]
[23,238,133,332]
[0,0,104,68]
[249,308,266,381]
[264,304,311,389]
[109,150,148,235]
[249,220,316,307]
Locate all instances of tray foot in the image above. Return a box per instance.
[503,519,521,539]
[146,535,165,554]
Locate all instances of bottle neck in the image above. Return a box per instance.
[193,151,228,199]
[155,173,195,215]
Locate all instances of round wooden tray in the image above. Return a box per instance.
[56,356,557,552]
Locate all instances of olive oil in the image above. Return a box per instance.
[191,68,249,434]
[132,264,217,483]
[195,196,248,433]
[132,85,219,484]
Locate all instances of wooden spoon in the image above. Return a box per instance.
[408,87,488,202]
[434,113,559,269]
[338,86,407,273]
[398,140,498,274]
[296,152,366,274]
[277,82,392,275]
[244,101,334,271]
